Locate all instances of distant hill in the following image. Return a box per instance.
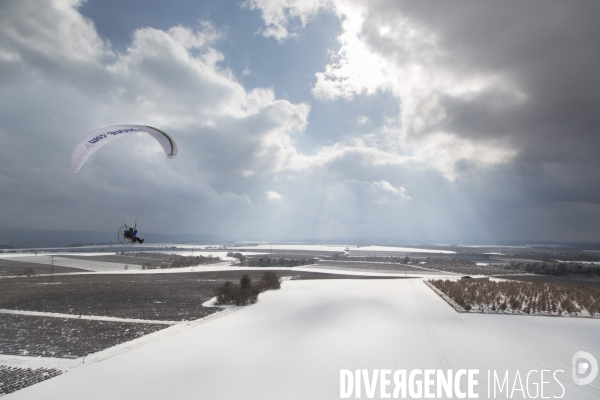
[0,226,227,248]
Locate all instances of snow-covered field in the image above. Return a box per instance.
[0,255,140,272]
[5,279,599,399]
[0,255,235,273]
[0,309,179,325]
[229,243,349,252]
[229,244,456,254]
[349,245,456,254]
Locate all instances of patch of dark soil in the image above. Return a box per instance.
[0,259,89,277]
[0,273,225,321]
[0,366,63,395]
[0,314,167,358]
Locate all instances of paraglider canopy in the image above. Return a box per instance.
[71,125,177,173]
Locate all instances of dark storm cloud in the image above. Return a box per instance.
[360,1,600,204]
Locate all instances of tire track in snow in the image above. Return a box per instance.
[410,280,451,370]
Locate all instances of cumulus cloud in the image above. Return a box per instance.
[356,116,370,125]
[243,0,333,40]
[265,190,283,201]
[0,0,113,70]
[368,180,411,204]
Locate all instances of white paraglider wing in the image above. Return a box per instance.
[71,125,177,173]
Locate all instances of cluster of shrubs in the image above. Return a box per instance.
[214,272,281,306]
[430,279,600,316]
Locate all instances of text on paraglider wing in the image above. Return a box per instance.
[87,128,141,144]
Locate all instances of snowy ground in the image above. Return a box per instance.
[5,279,599,399]
[229,244,456,254]
[349,245,456,254]
[0,255,235,273]
[0,255,143,272]
[0,309,180,325]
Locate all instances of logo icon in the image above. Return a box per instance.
[572,351,598,385]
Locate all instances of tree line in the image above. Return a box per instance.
[329,255,412,263]
[134,253,221,269]
[506,261,600,276]
[227,253,317,267]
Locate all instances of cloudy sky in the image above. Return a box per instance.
[1,0,599,243]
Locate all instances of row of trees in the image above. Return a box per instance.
[136,253,221,269]
[329,255,412,263]
[417,258,515,276]
[430,279,600,316]
[329,255,600,277]
[506,261,600,276]
[245,257,317,267]
[214,272,281,306]
[227,254,317,267]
